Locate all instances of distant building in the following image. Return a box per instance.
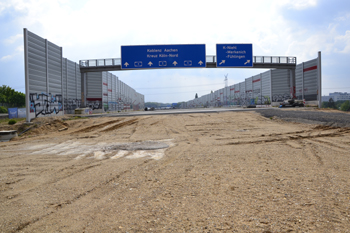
[322,92,350,102]
[322,96,331,102]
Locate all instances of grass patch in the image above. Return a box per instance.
[63,116,88,121]
[8,119,17,125]
[0,118,25,124]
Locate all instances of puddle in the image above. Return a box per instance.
[108,141,169,151]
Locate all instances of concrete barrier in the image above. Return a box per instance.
[74,108,93,115]
[0,114,8,120]
[0,130,18,142]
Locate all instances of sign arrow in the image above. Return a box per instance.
[244,60,251,65]
[198,60,203,66]
[219,60,225,65]
[148,61,153,66]
[124,62,129,67]
[173,61,178,66]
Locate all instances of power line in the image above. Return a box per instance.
[145,87,350,96]
[135,83,224,90]
[323,87,350,89]
[145,89,213,95]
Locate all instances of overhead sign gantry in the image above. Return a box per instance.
[216,44,253,67]
[80,43,297,72]
[121,44,206,69]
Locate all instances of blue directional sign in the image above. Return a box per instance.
[216,44,253,67]
[121,44,206,69]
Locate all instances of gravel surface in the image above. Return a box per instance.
[257,109,350,127]
[1,112,350,232]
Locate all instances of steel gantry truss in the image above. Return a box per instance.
[79,55,297,73]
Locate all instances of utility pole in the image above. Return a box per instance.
[224,74,228,106]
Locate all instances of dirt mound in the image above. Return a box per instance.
[26,119,69,136]
[72,119,122,134]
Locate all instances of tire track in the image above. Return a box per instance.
[45,163,103,185]
[128,120,139,139]
[72,119,123,134]
[12,155,153,233]
[215,127,339,141]
[2,162,103,203]
[224,128,350,146]
[304,139,324,166]
[100,118,139,132]
[309,138,350,153]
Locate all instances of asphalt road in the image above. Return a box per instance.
[78,107,350,128]
[257,109,350,128]
[88,107,271,118]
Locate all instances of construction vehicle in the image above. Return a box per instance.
[279,99,304,108]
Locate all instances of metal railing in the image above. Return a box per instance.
[206,55,217,63]
[80,56,296,67]
[80,58,121,67]
[206,55,296,64]
[254,56,296,64]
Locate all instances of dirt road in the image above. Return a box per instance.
[1,111,350,232]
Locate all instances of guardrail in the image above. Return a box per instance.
[80,56,297,68]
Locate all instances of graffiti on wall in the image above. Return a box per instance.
[30,93,63,117]
[87,101,101,110]
[247,91,252,105]
[253,89,261,104]
[239,93,247,106]
[255,96,271,105]
[245,91,255,105]
[290,86,296,99]
[86,98,102,110]
[272,93,291,102]
[64,98,81,111]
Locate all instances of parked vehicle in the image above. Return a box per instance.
[279,99,304,108]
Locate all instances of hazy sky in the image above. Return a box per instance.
[0,0,349,103]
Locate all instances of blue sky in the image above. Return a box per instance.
[0,0,349,103]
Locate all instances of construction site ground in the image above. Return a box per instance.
[1,109,350,232]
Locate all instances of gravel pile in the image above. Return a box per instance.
[257,109,350,128]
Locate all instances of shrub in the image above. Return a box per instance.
[0,106,8,113]
[340,100,350,111]
[8,119,17,125]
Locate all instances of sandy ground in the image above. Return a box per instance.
[1,111,350,232]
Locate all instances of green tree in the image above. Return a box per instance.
[0,106,8,113]
[0,85,25,107]
[340,100,350,111]
[9,91,25,107]
[177,101,184,107]
[328,98,336,109]
[0,85,13,104]
[321,101,328,108]
[195,93,198,99]
[144,102,159,108]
